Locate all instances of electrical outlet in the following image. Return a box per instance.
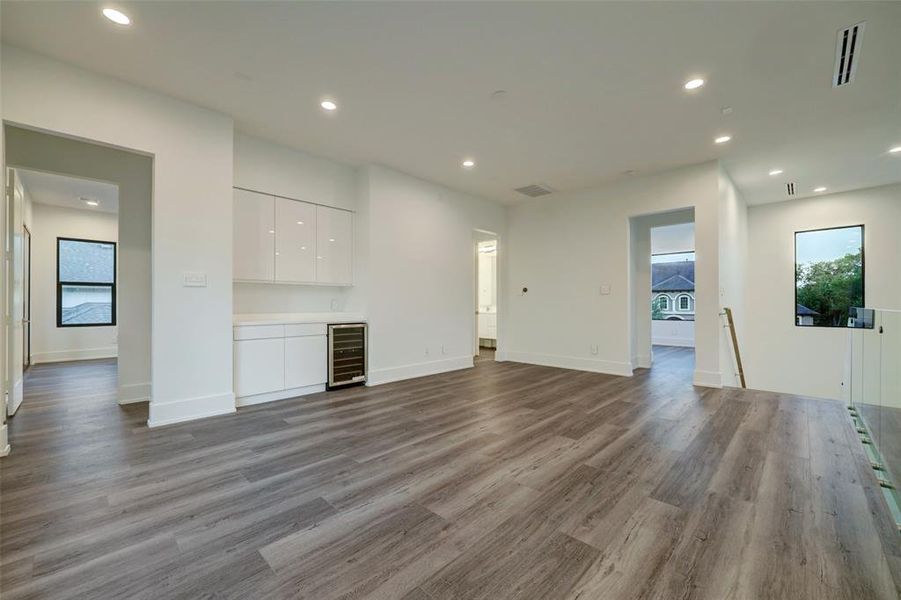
[590,344,599,355]
[441,344,446,355]
[330,298,339,311]
[425,347,430,357]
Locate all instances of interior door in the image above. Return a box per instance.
[22,224,31,370]
[6,169,25,416]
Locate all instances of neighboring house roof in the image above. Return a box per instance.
[652,274,695,293]
[651,260,694,291]
[796,304,819,316]
[59,240,115,283]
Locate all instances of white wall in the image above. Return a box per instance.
[652,320,695,347]
[2,46,235,426]
[234,132,356,211]
[506,162,723,384]
[745,183,901,399]
[359,165,506,384]
[717,167,748,388]
[30,202,119,363]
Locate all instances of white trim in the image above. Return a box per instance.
[677,294,691,311]
[0,423,9,457]
[693,369,723,388]
[32,346,117,364]
[7,379,23,416]
[147,391,236,428]
[653,336,695,348]
[118,381,150,405]
[236,383,325,407]
[367,356,473,386]
[505,351,634,377]
[633,353,652,369]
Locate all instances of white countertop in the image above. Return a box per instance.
[233,312,365,326]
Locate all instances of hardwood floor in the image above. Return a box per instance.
[2,355,900,599]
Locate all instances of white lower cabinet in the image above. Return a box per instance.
[285,335,327,389]
[234,337,285,397]
[233,323,329,406]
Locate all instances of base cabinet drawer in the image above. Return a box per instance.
[235,338,285,397]
[285,336,327,388]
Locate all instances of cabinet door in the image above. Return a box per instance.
[233,189,275,281]
[315,206,353,285]
[234,338,285,396]
[275,198,316,283]
[285,335,328,388]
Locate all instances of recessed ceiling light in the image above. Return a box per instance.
[329,238,336,242]
[814,186,827,193]
[84,199,99,207]
[890,146,901,154]
[768,169,784,176]
[320,100,337,111]
[296,221,304,225]
[462,159,475,169]
[268,229,275,234]
[684,78,705,90]
[714,135,732,144]
[102,8,130,25]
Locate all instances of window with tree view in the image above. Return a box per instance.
[57,238,116,327]
[794,225,863,328]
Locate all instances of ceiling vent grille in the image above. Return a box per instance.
[514,183,554,198]
[833,22,865,87]
[786,182,796,197]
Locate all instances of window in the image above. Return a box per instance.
[795,225,863,327]
[678,295,691,311]
[656,295,670,311]
[57,238,116,327]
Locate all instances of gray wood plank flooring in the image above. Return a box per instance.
[1,349,899,599]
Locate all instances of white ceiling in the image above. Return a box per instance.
[17,169,119,214]
[2,2,899,205]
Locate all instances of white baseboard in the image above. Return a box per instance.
[0,423,9,457]
[652,337,695,348]
[33,346,117,364]
[147,391,236,428]
[693,369,723,388]
[633,354,652,369]
[368,356,474,386]
[504,351,634,377]
[118,381,151,405]
[236,383,325,407]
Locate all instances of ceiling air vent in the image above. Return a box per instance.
[833,21,865,87]
[786,182,796,197]
[514,183,554,198]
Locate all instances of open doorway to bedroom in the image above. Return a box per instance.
[3,124,152,457]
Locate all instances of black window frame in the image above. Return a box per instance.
[793,224,865,329]
[56,236,117,328]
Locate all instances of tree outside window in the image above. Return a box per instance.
[795,225,863,327]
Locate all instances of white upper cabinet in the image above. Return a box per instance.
[315,206,353,285]
[233,188,352,285]
[275,197,316,283]
[233,189,275,281]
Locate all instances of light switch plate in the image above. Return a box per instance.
[600,284,611,295]
[183,271,207,287]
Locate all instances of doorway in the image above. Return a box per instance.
[650,222,696,375]
[23,223,31,371]
[474,232,498,361]
[3,124,152,457]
